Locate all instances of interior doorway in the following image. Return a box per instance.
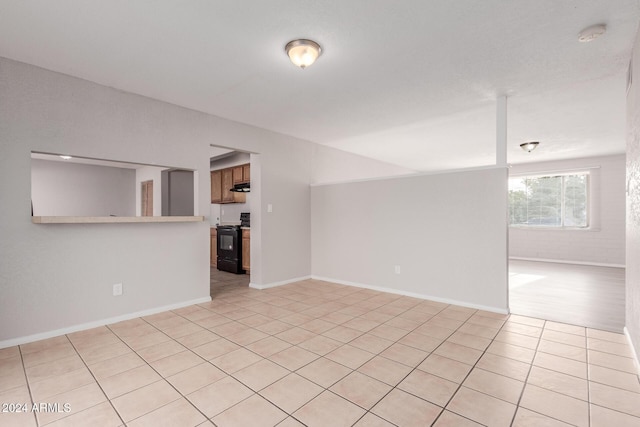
[208,145,259,297]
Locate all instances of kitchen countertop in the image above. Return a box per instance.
[34,216,205,224]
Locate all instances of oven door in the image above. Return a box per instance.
[218,232,235,255]
[216,226,244,273]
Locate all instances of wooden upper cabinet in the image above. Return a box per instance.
[232,164,250,184]
[242,164,250,182]
[210,163,250,204]
[210,170,223,203]
[221,168,234,203]
[233,166,244,184]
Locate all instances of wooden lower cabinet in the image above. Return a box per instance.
[210,228,217,266]
[242,229,250,272]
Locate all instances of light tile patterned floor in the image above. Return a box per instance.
[1,278,640,426]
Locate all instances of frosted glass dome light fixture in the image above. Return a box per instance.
[520,141,540,152]
[285,39,322,69]
[578,24,607,42]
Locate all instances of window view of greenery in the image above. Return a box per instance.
[509,173,588,227]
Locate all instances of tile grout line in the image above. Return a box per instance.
[72,318,211,424]
[144,301,383,425]
[119,314,218,424]
[411,313,482,426]
[16,345,39,427]
[339,315,448,425]
[63,333,127,427]
[260,290,513,425]
[206,287,449,425]
[166,306,305,424]
[428,311,512,425]
[312,296,453,426]
[507,318,544,427]
[139,307,307,424]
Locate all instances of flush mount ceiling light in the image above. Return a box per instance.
[59,155,73,160]
[520,141,540,152]
[285,39,322,69]
[578,24,607,42]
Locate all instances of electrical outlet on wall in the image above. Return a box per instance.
[113,283,123,296]
[394,265,401,275]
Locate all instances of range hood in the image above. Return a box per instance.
[230,182,250,193]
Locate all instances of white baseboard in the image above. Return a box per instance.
[509,257,625,268]
[0,296,212,350]
[623,327,640,377]
[311,275,508,315]
[249,275,312,290]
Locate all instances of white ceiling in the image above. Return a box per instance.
[2,1,639,171]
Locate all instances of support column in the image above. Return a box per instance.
[496,95,507,167]
[497,95,510,312]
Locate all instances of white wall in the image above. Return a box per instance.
[31,158,136,216]
[311,143,414,185]
[258,139,312,285]
[0,57,313,345]
[210,151,251,169]
[509,155,626,266]
[219,201,250,224]
[311,167,509,312]
[626,29,640,365]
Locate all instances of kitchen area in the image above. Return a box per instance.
[209,149,252,295]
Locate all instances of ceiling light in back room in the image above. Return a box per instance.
[285,39,322,69]
[578,24,607,42]
[520,141,540,152]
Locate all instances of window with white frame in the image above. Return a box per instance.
[508,172,589,228]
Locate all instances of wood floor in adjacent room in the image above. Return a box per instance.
[509,260,626,333]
